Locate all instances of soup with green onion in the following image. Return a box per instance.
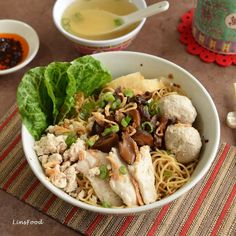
[61,0,138,40]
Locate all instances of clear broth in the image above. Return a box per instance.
[61,0,138,40]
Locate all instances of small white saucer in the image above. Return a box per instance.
[0,19,39,75]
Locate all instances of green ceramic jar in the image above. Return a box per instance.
[193,0,236,54]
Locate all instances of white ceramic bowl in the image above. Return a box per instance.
[53,0,146,54]
[0,19,39,75]
[22,51,220,215]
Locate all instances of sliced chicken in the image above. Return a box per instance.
[128,146,157,204]
[76,147,122,207]
[87,176,123,207]
[108,148,137,207]
[76,149,109,175]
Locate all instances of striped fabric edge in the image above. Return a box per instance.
[21,179,41,201]
[0,104,235,236]
[162,144,228,236]
[86,215,104,235]
[94,214,135,236]
[178,144,231,236]
[218,196,236,235]
[0,134,21,161]
[115,216,134,236]
[211,183,236,236]
[0,140,23,183]
[188,146,236,236]
[146,204,171,236]
[0,104,18,132]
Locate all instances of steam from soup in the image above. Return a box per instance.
[61,0,138,40]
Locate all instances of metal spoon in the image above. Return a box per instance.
[226,83,236,129]
[81,1,169,36]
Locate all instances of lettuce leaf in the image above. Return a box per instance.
[17,55,112,140]
[67,56,112,97]
[17,67,53,140]
[44,62,76,123]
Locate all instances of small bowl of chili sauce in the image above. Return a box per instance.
[0,19,39,75]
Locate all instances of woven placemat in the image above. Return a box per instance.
[0,103,236,236]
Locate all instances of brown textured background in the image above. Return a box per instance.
[0,0,235,235]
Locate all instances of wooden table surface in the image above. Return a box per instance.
[0,0,235,235]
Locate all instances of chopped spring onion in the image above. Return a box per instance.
[114,18,124,27]
[61,18,71,31]
[86,135,99,147]
[99,165,109,180]
[65,134,77,147]
[102,92,115,103]
[121,115,132,128]
[141,121,154,133]
[124,88,134,98]
[119,165,127,175]
[62,18,70,26]
[148,100,160,116]
[111,98,121,110]
[102,124,119,136]
[98,99,106,108]
[86,139,94,147]
[74,12,83,21]
[102,201,111,208]
[79,99,97,120]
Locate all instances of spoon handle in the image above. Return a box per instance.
[123,1,169,25]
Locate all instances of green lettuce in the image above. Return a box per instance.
[17,56,111,140]
[68,56,112,97]
[17,67,53,140]
[44,62,76,123]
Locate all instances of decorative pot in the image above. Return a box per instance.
[193,0,236,54]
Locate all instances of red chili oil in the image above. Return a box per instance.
[0,33,29,70]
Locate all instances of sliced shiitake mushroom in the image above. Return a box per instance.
[132,129,154,147]
[127,109,141,128]
[138,105,151,121]
[91,121,104,136]
[153,134,162,148]
[93,133,119,153]
[118,132,137,165]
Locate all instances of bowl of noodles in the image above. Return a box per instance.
[19,51,220,215]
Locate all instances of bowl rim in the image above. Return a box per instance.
[0,19,40,75]
[52,0,147,45]
[22,51,221,215]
